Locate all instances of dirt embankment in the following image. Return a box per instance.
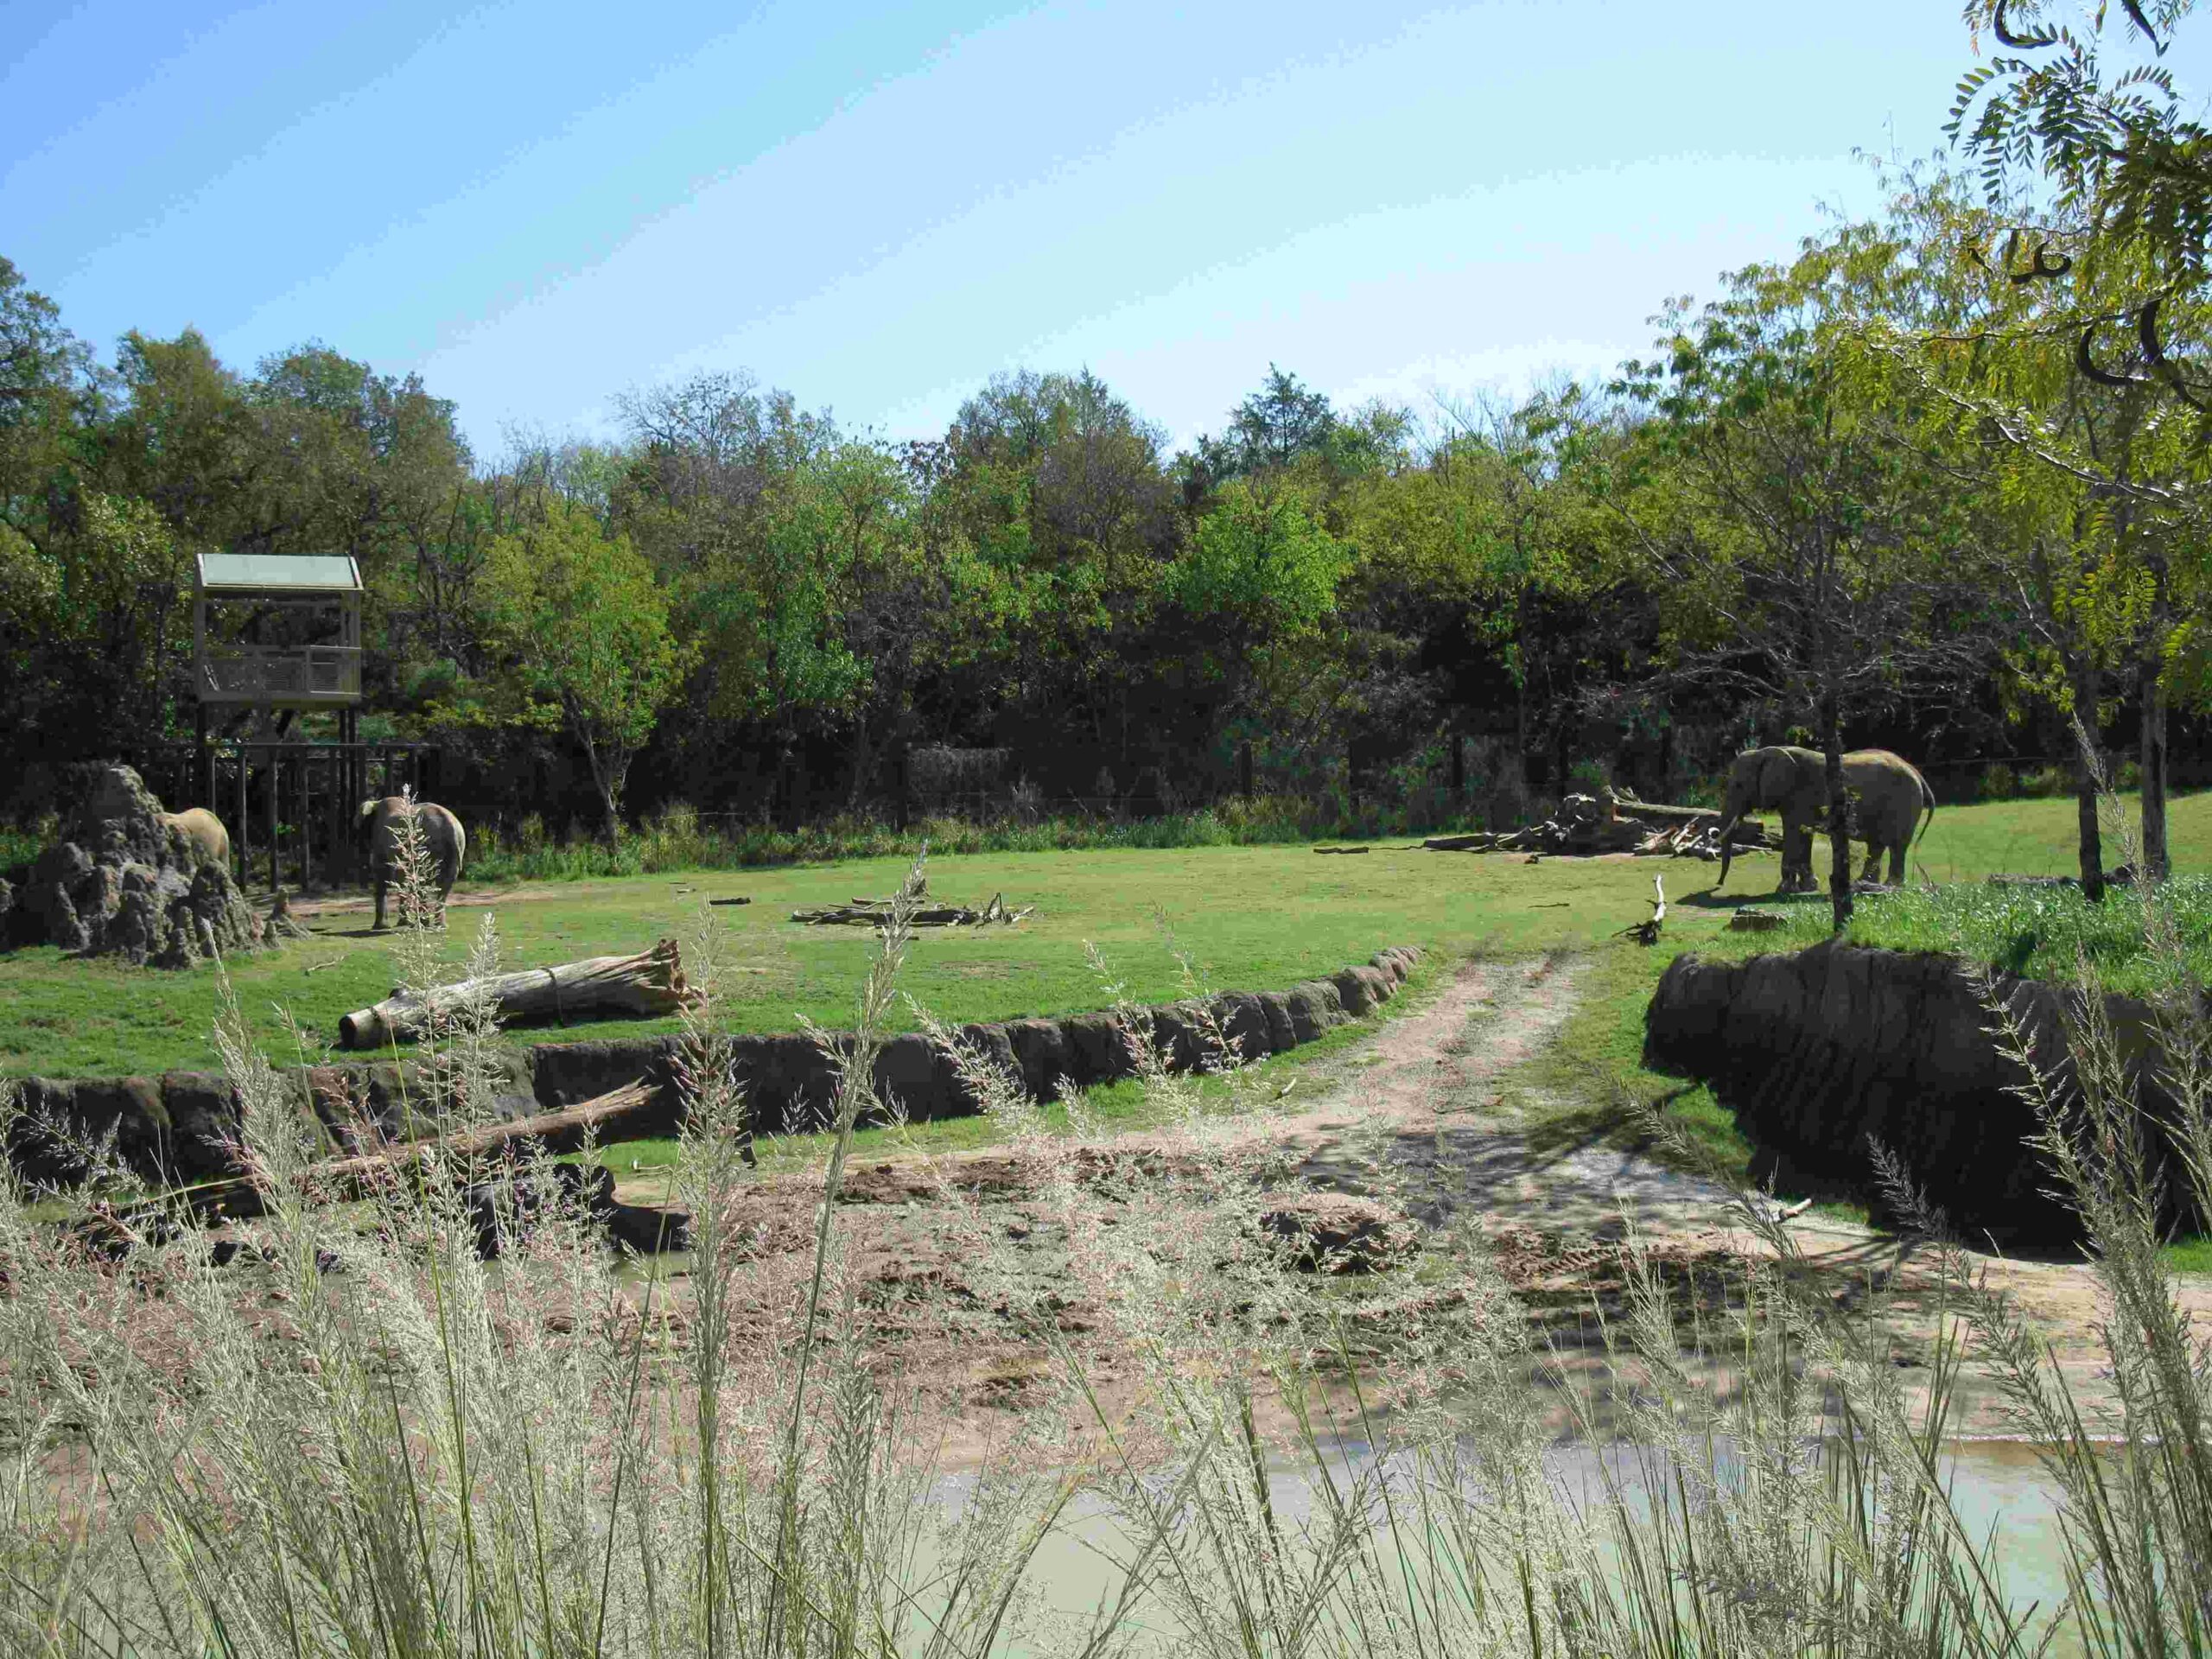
[1643,939,2198,1244]
[3,950,1424,1187]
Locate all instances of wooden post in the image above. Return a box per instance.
[233,746,249,886]
[265,749,278,893]
[299,745,313,892]
[327,749,346,888]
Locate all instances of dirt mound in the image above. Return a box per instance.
[11,766,262,968]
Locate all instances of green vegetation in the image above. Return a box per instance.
[1728,877,2212,999]
[9,786,2207,1086]
[3,118,2209,880]
[461,792,1502,885]
[0,837,1728,1078]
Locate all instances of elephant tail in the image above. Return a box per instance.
[1912,767,1936,846]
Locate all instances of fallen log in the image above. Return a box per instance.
[1614,801,1732,830]
[339,938,700,1049]
[167,1077,658,1220]
[791,893,1032,927]
[1422,834,1495,852]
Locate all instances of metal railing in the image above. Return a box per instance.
[199,645,363,702]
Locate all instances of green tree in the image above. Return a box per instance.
[1872,170,2212,881]
[1615,226,1991,928]
[480,500,687,840]
[1952,0,2209,373]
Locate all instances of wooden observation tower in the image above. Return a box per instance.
[191,553,423,889]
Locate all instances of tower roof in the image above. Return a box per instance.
[194,553,362,594]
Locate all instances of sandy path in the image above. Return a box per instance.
[1276,954,1745,1236]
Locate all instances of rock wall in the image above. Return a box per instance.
[2,947,1422,1189]
[1643,939,2183,1244]
[9,766,260,967]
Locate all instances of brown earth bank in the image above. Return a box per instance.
[588,955,2209,1451]
[0,949,1423,1188]
[1643,938,2202,1244]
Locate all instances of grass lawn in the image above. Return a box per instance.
[0,839,1745,1079]
[4,790,2208,1082]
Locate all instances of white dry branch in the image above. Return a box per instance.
[338,936,702,1048]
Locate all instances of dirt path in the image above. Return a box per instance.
[1277,954,1744,1236]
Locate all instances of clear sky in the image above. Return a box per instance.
[0,1,2146,459]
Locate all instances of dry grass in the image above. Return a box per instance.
[0,791,2203,1655]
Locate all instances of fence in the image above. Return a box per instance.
[203,741,436,893]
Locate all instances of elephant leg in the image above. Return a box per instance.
[1888,842,1908,885]
[1859,845,1884,885]
[372,878,387,931]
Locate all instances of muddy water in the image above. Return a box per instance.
[924,1436,2079,1657]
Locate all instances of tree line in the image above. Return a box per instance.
[5,6,2211,905]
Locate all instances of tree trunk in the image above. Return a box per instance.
[2072,655,2106,903]
[2140,656,2170,881]
[1821,690,1853,932]
[846,714,873,814]
[170,1078,658,1220]
[339,938,701,1049]
[575,724,624,846]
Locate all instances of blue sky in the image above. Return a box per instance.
[0,1,2137,459]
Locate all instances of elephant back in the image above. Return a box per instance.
[365,798,464,877]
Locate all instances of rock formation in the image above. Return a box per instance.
[16,766,261,968]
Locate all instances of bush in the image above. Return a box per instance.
[461,793,1502,882]
[0,817,51,872]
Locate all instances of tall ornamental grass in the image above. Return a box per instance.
[0,785,2205,1652]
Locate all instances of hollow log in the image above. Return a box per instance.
[168,1077,656,1220]
[339,938,699,1049]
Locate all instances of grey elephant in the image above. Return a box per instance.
[1714,746,1936,893]
[358,797,467,929]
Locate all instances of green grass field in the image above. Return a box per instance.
[1,788,2205,1087]
[0,840,1739,1077]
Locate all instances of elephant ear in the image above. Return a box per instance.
[1758,750,1796,806]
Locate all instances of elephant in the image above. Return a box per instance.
[358,797,467,930]
[1714,746,1936,893]
[160,808,230,870]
